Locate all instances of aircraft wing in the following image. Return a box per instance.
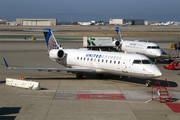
[3,58,96,72]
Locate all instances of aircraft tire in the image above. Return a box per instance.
[146,80,151,87]
[76,73,83,79]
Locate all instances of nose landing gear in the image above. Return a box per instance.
[146,80,152,87]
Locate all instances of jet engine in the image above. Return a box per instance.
[49,49,65,59]
[112,40,120,47]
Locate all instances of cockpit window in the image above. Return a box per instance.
[133,60,153,64]
[147,46,160,49]
[149,59,154,64]
[142,60,151,64]
[133,60,141,64]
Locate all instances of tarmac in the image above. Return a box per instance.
[0,25,180,120]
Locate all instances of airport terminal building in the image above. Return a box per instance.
[16,18,57,26]
[109,19,144,25]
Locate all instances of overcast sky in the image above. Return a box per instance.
[0,0,180,22]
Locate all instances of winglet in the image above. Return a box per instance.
[3,57,9,67]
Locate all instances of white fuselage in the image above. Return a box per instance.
[52,49,162,79]
[121,41,162,58]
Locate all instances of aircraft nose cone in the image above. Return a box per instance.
[156,52,162,57]
[154,70,162,77]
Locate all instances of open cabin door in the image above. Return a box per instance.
[122,59,128,73]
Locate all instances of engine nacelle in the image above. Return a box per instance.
[49,49,65,59]
[112,40,120,47]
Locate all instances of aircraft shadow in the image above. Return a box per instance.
[151,79,178,87]
[0,107,21,120]
[117,76,178,87]
[0,107,21,115]
[25,73,178,87]
[0,81,5,84]
[25,73,121,80]
[0,116,16,120]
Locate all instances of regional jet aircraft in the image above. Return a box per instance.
[115,27,162,58]
[3,29,162,86]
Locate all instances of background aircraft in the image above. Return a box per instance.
[115,27,162,58]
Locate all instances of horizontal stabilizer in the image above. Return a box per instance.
[24,29,60,32]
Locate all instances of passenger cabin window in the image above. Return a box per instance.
[81,57,82,60]
[110,60,112,63]
[87,58,89,61]
[114,61,116,64]
[84,57,86,60]
[106,60,108,63]
[118,61,120,64]
[91,58,93,61]
[133,60,141,64]
[77,57,79,60]
[102,59,104,63]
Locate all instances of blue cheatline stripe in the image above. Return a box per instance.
[3,57,9,67]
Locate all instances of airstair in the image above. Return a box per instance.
[152,78,173,103]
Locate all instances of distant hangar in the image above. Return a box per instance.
[16,18,57,26]
[109,19,144,25]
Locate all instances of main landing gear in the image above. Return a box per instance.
[96,74,103,78]
[76,73,104,79]
[76,72,83,79]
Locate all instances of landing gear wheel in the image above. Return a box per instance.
[146,80,151,87]
[76,73,83,79]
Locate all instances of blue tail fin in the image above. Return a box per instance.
[115,27,122,42]
[43,29,60,51]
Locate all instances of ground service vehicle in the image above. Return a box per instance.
[83,37,120,51]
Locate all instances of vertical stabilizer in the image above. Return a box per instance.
[43,29,60,51]
[115,27,122,42]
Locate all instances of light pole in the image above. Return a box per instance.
[71,14,73,25]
